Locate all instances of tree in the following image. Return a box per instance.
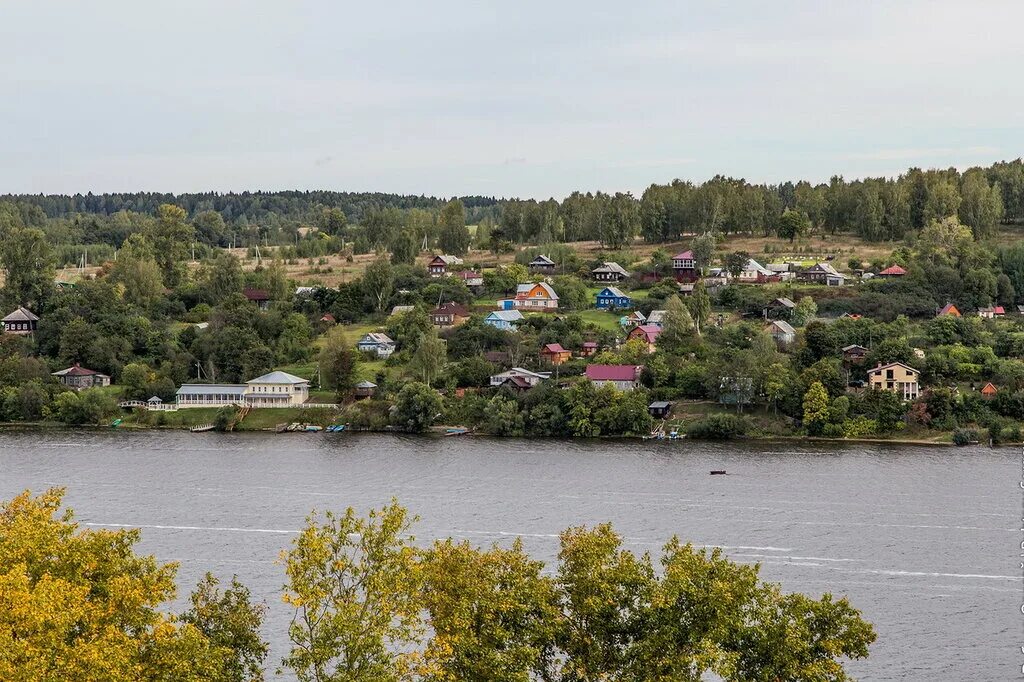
[419,539,558,681]
[180,574,268,682]
[49,389,119,425]
[362,256,394,313]
[686,281,711,336]
[776,209,810,242]
[1,227,54,311]
[148,204,195,288]
[724,251,750,279]
[791,296,818,326]
[408,328,446,386]
[802,381,830,435]
[658,295,695,353]
[922,179,962,225]
[959,170,1004,240]
[690,233,717,273]
[203,251,244,304]
[281,500,423,682]
[390,382,442,433]
[0,488,260,681]
[318,328,359,399]
[551,275,589,311]
[193,209,228,246]
[389,230,418,266]
[109,234,164,307]
[438,200,470,256]
[763,362,788,415]
[602,193,639,249]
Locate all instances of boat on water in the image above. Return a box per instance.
[190,423,215,433]
[326,424,346,432]
[444,427,470,436]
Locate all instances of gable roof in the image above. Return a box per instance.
[515,282,558,300]
[586,364,641,382]
[243,287,270,301]
[597,286,629,299]
[937,303,961,317]
[981,382,998,395]
[629,325,662,342]
[359,332,395,345]
[805,262,842,276]
[878,264,907,276]
[842,344,868,352]
[870,361,919,375]
[646,310,666,324]
[766,320,796,335]
[592,262,630,276]
[529,254,556,266]
[486,310,524,322]
[672,250,694,260]
[430,254,463,265]
[355,380,378,389]
[742,258,772,276]
[771,297,796,308]
[432,301,470,317]
[542,343,569,354]
[456,270,482,280]
[3,306,39,323]
[390,305,416,316]
[247,371,309,385]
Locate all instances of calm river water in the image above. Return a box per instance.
[0,429,1017,680]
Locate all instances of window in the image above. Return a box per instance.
[886,369,894,379]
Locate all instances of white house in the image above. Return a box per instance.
[489,367,551,387]
[176,371,311,408]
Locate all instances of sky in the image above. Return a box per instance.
[2,1,1023,199]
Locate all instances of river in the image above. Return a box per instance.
[0,429,1017,680]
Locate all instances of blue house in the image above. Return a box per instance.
[595,286,632,309]
[484,309,525,331]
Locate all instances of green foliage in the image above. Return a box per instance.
[48,388,119,425]
[802,381,830,435]
[318,328,359,399]
[952,428,978,446]
[438,200,470,256]
[685,413,750,439]
[391,382,442,433]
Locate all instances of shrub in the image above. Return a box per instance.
[952,428,978,446]
[685,413,749,440]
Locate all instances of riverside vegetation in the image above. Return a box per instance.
[1,160,1024,442]
[0,488,876,681]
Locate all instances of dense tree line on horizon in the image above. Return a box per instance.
[2,159,1022,257]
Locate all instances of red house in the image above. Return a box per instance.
[626,324,662,352]
[671,250,698,282]
[585,365,642,391]
[877,264,907,278]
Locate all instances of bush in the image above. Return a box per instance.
[685,413,749,440]
[952,428,978,446]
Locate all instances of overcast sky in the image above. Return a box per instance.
[2,1,1022,199]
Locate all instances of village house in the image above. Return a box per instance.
[763,297,796,320]
[489,367,551,388]
[244,288,271,311]
[52,364,111,390]
[799,262,846,286]
[585,364,642,391]
[595,286,632,309]
[626,325,662,353]
[766,263,798,281]
[735,258,775,283]
[528,254,557,273]
[765,320,796,347]
[646,310,667,327]
[580,341,599,357]
[2,306,39,335]
[648,401,673,419]
[484,309,524,331]
[591,262,630,282]
[937,303,962,318]
[877,264,907,278]
[511,282,559,310]
[671,250,698,282]
[430,302,470,327]
[456,270,484,288]
[390,305,416,316]
[868,362,920,400]
[427,254,463,277]
[977,306,1006,319]
[842,344,869,364]
[319,313,336,325]
[540,343,573,365]
[356,332,396,358]
[175,370,311,409]
[980,382,998,398]
[619,310,646,327]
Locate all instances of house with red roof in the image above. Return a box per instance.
[980,382,998,398]
[937,303,961,318]
[456,270,484,288]
[52,364,111,390]
[579,341,599,358]
[877,264,907,278]
[626,325,662,353]
[540,343,572,365]
[585,365,642,391]
[671,250,698,282]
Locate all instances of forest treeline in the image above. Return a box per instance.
[2,159,1022,256]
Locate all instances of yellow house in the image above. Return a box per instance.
[868,362,920,400]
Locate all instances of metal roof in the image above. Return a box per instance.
[175,384,246,396]
[247,371,309,384]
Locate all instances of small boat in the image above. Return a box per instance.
[444,427,470,436]
[110,418,122,428]
[326,424,347,432]
[190,423,215,433]
[710,470,727,475]
[304,425,323,432]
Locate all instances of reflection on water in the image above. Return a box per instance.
[0,429,1015,681]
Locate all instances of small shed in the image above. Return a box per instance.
[980,382,998,398]
[648,401,673,418]
[354,380,377,399]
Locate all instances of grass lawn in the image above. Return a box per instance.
[575,308,624,332]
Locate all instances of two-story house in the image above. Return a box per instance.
[428,254,463,277]
[868,362,920,400]
[513,282,559,310]
[595,286,632,309]
[356,332,396,358]
[430,302,470,327]
[2,306,39,335]
[591,262,630,282]
[528,254,557,273]
[671,250,698,282]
